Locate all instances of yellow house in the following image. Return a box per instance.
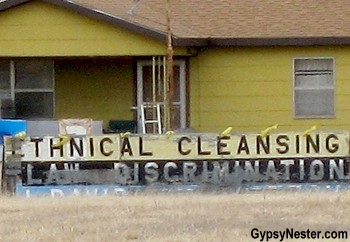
[1,0,350,133]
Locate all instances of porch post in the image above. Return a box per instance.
[165,0,174,131]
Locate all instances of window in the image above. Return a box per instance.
[0,59,54,119]
[293,58,335,118]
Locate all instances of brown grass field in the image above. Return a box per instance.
[0,191,349,242]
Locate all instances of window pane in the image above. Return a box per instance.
[295,89,334,117]
[294,58,334,118]
[0,61,12,117]
[1,99,14,119]
[295,74,333,88]
[0,60,10,90]
[295,59,333,72]
[15,60,53,89]
[15,92,53,119]
[0,61,11,104]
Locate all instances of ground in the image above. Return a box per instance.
[0,191,348,242]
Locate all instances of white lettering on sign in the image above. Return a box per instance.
[22,158,350,186]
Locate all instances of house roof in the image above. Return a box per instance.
[2,0,350,47]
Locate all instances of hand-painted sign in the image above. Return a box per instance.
[4,131,349,162]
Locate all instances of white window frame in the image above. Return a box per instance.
[293,57,335,119]
[0,59,55,119]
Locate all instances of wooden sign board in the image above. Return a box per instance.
[2,130,350,189]
[4,131,349,162]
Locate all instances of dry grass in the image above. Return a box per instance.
[0,191,349,242]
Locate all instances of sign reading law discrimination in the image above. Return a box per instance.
[21,158,350,186]
[5,131,349,162]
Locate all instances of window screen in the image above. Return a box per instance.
[294,58,334,118]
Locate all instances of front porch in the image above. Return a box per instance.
[0,57,189,134]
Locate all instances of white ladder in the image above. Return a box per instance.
[140,103,162,134]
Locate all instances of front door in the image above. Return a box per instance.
[137,59,186,133]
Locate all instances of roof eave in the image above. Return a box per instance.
[204,37,350,47]
[162,37,350,47]
[0,0,31,11]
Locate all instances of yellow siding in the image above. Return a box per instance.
[0,1,186,56]
[55,58,134,129]
[190,46,350,133]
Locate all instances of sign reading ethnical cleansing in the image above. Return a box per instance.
[7,132,349,162]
